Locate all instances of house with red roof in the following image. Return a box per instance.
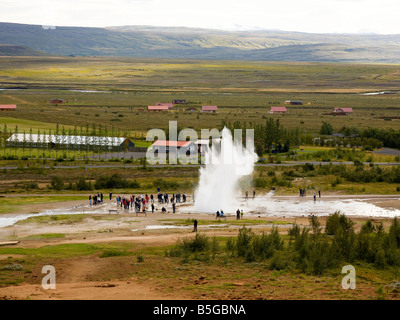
[269,106,287,114]
[148,105,170,112]
[333,107,353,115]
[151,140,196,154]
[0,104,17,111]
[155,103,174,110]
[201,105,218,113]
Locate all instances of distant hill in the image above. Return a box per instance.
[1,22,400,63]
[0,43,50,56]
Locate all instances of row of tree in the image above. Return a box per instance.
[223,119,304,156]
[223,119,400,156]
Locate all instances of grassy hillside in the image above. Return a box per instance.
[1,22,400,62]
[0,44,50,56]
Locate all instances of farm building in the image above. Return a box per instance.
[6,133,134,151]
[50,99,63,104]
[269,106,287,114]
[201,105,218,113]
[155,103,174,110]
[333,107,353,115]
[285,100,303,105]
[0,104,17,111]
[150,140,196,155]
[148,105,170,112]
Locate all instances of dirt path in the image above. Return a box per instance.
[1,255,188,300]
[3,94,35,106]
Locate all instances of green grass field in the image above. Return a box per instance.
[0,57,400,136]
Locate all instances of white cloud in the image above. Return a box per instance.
[0,0,399,34]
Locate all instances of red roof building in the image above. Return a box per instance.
[333,107,353,114]
[148,105,169,111]
[0,104,17,111]
[201,105,218,113]
[151,140,196,155]
[152,140,193,148]
[155,103,174,110]
[50,99,63,104]
[269,106,287,114]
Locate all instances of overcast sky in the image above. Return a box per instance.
[1,0,400,34]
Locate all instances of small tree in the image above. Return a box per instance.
[13,125,18,156]
[320,122,334,135]
[29,128,33,158]
[36,129,41,157]
[50,176,64,190]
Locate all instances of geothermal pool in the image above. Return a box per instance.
[0,194,399,229]
[182,193,400,218]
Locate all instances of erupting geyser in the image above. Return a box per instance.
[194,127,258,213]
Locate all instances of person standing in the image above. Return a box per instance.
[253,190,255,199]
[89,194,92,206]
[318,190,321,198]
[240,210,244,220]
[193,219,198,233]
[172,202,176,213]
[109,192,112,201]
[236,209,240,220]
[314,192,316,202]
[151,203,155,213]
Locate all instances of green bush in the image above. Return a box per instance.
[254,177,268,188]
[236,227,254,258]
[50,176,64,190]
[100,249,128,258]
[252,227,283,259]
[325,211,355,236]
[168,233,211,258]
[94,174,140,189]
[269,249,296,271]
[74,176,94,191]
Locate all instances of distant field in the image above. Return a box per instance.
[0,117,74,133]
[0,57,400,134]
